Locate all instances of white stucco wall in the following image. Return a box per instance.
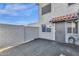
[39,3,79,41]
[0,24,39,48]
[38,3,55,40]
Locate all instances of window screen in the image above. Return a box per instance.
[47,28,51,32]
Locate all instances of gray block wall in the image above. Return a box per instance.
[24,26,39,42]
[0,24,39,48]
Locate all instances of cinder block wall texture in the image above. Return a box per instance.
[24,26,39,42]
[0,24,39,48]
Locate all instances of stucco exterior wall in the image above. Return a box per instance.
[38,3,55,40]
[39,3,79,42]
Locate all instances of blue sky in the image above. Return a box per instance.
[0,3,38,25]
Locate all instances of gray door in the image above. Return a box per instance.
[55,22,65,43]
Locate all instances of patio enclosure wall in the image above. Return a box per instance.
[0,24,39,48]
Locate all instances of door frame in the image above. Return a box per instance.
[65,22,68,43]
[53,23,55,41]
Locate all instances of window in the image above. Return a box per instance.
[68,3,75,6]
[42,3,51,15]
[67,22,78,34]
[41,24,51,32]
[67,22,72,33]
[47,28,51,32]
[73,22,78,33]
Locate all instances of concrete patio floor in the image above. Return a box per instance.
[0,38,79,56]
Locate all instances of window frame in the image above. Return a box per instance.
[41,24,51,32]
[67,21,78,34]
[47,27,51,32]
[42,3,51,15]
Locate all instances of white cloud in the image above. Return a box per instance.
[5,4,27,11]
[0,4,35,17]
[0,9,8,14]
[0,9,19,16]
